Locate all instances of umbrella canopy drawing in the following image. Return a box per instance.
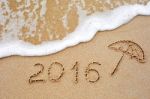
[108,40,145,76]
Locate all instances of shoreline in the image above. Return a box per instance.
[0,16,150,99]
[0,2,150,58]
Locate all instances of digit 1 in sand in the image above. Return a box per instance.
[71,62,79,84]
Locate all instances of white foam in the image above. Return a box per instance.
[0,2,150,58]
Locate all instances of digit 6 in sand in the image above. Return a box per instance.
[85,62,101,83]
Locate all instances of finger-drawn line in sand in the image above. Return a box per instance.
[48,62,65,82]
[71,62,79,84]
[28,40,146,84]
[29,63,46,84]
[85,62,101,83]
[28,61,102,84]
[108,40,145,76]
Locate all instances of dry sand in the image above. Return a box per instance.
[1,1,150,99]
[0,16,150,99]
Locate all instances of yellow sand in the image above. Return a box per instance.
[0,16,150,99]
[0,1,150,98]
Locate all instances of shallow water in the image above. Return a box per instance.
[0,0,150,58]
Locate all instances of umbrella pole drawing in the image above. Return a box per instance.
[111,45,130,75]
[108,40,145,76]
[111,52,124,75]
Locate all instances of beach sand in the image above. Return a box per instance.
[0,0,149,44]
[0,16,150,99]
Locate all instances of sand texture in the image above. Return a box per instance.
[0,16,150,99]
[0,0,149,44]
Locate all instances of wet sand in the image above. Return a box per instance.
[0,0,149,44]
[0,16,150,99]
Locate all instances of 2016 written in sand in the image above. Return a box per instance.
[28,40,145,84]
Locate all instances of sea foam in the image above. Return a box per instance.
[0,1,150,58]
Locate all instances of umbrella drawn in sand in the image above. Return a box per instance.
[108,40,145,76]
